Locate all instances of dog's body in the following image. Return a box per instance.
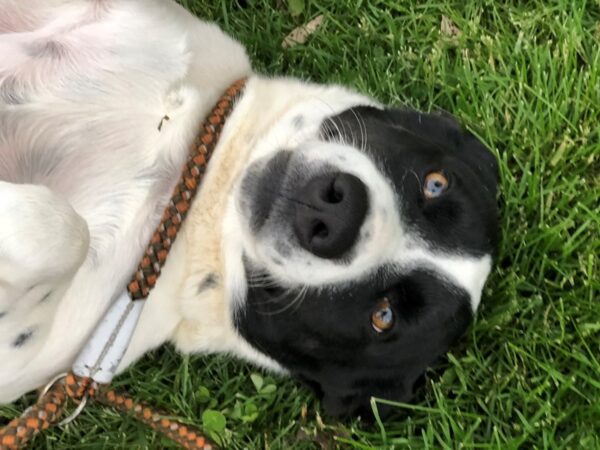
[0,0,498,416]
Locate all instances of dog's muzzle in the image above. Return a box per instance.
[240,149,370,260]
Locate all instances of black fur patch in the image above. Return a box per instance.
[321,106,499,256]
[237,267,473,418]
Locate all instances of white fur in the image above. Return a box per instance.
[0,0,491,403]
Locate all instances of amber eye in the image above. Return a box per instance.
[423,172,449,199]
[371,298,394,333]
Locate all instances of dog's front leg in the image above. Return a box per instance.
[0,181,89,374]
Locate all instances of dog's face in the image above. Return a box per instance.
[232,105,499,417]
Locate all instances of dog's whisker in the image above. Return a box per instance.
[287,284,309,315]
[348,108,367,153]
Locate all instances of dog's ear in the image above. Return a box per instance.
[382,108,500,198]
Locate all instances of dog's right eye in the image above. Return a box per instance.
[371,298,394,333]
[423,171,449,199]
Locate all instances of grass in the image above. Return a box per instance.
[2,0,599,448]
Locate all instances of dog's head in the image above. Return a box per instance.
[230,102,499,418]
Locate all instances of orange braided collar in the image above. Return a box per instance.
[130,78,247,300]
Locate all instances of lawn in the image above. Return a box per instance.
[2,0,599,448]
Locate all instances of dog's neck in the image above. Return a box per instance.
[169,76,287,370]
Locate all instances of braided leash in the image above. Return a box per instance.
[0,78,247,450]
[0,375,212,449]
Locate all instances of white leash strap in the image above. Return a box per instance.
[72,291,144,383]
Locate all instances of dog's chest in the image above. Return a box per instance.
[1,3,251,256]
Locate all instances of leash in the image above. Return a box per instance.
[0,78,247,450]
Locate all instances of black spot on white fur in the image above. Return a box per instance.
[38,291,53,304]
[0,76,26,105]
[12,329,35,348]
[292,115,305,129]
[0,311,6,319]
[28,40,69,59]
[197,273,218,294]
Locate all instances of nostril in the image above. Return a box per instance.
[312,220,329,239]
[320,180,344,204]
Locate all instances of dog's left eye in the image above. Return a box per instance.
[423,172,449,199]
[371,298,394,333]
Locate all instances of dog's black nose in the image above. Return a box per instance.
[294,172,368,259]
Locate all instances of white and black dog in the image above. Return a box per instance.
[0,0,498,417]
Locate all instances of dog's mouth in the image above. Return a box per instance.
[243,257,291,300]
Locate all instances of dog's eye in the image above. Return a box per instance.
[371,298,394,333]
[423,172,449,199]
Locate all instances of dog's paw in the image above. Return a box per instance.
[0,182,89,288]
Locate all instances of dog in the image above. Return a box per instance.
[0,0,499,418]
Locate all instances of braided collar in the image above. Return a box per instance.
[129,78,246,300]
